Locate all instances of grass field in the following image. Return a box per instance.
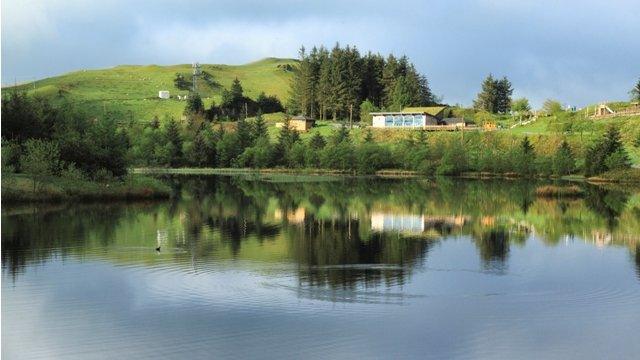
[7,57,298,122]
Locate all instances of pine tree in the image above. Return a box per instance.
[474,74,498,113]
[291,46,312,116]
[274,116,295,164]
[342,45,363,121]
[382,54,400,108]
[191,131,208,167]
[231,77,244,102]
[391,76,412,111]
[164,118,183,167]
[317,48,332,120]
[331,124,351,145]
[553,140,575,175]
[184,93,204,115]
[236,117,253,151]
[252,111,268,139]
[516,136,535,176]
[495,77,513,113]
[309,132,326,150]
[329,44,348,120]
[585,126,630,176]
[361,52,385,107]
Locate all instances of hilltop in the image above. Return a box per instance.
[6,57,298,121]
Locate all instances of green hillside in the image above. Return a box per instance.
[7,57,298,122]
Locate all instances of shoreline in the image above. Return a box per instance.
[1,174,172,204]
[133,167,640,184]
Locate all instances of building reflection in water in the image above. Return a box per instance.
[3,176,640,292]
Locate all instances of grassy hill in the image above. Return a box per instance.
[7,57,298,122]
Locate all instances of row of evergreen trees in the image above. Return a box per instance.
[288,44,436,121]
[131,107,630,177]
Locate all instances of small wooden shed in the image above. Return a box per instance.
[290,115,316,132]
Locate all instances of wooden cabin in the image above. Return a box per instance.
[290,115,316,132]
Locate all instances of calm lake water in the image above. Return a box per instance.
[2,176,640,359]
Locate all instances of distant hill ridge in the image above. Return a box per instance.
[6,57,298,121]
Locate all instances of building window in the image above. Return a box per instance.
[393,115,403,127]
[385,116,393,126]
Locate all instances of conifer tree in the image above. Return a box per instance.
[474,74,498,113]
[553,140,575,175]
[309,132,326,150]
[585,126,630,176]
[191,131,208,167]
[164,118,183,167]
[184,93,204,115]
[495,77,513,113]
[236,117,253,150]
[252,111,268,140]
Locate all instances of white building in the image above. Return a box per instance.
[158,90,170,99]
[371,112,438,128]
[370,106,464,130]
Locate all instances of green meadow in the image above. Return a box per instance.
[11,57,297,122]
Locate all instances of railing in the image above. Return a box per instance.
[590,105,640,119]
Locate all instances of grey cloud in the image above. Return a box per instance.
[1,0,638,107]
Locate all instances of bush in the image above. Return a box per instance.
[1,141,20,174]
[93,168,115,182]
[436,144,468,176]
[356,143,391,174]
[22,139,61,192]
[604,149,631,171]
[321,141,355,170]
[288,142,307,168]
[60,163,87,181]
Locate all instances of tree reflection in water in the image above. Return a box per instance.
[2,176,640,290]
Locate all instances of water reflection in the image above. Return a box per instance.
[3,176,640,289]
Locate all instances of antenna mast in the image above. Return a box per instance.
[192,62,201,93]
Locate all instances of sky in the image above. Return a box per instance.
[1,0,639,108]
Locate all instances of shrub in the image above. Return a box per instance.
[1,141,20,174]
[356,143,391,174]
[552,140,575,176]
[93,168,115,182]
[60,163,87,181]
[585,126,630,176]
[288,142,307,168]
[21,139,61,192]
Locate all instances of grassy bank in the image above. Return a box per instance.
[1,174,172,203]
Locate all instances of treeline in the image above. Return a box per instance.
[1,92,632,181]
[2,92,128,182]
[179,77,284,121]
[129,105,631,178]
[288,44,436,121]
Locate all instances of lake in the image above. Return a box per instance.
[2,175,640,359]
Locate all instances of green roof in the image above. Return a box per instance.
[402,106,447,116]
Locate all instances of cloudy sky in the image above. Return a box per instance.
[2,0,638,107]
